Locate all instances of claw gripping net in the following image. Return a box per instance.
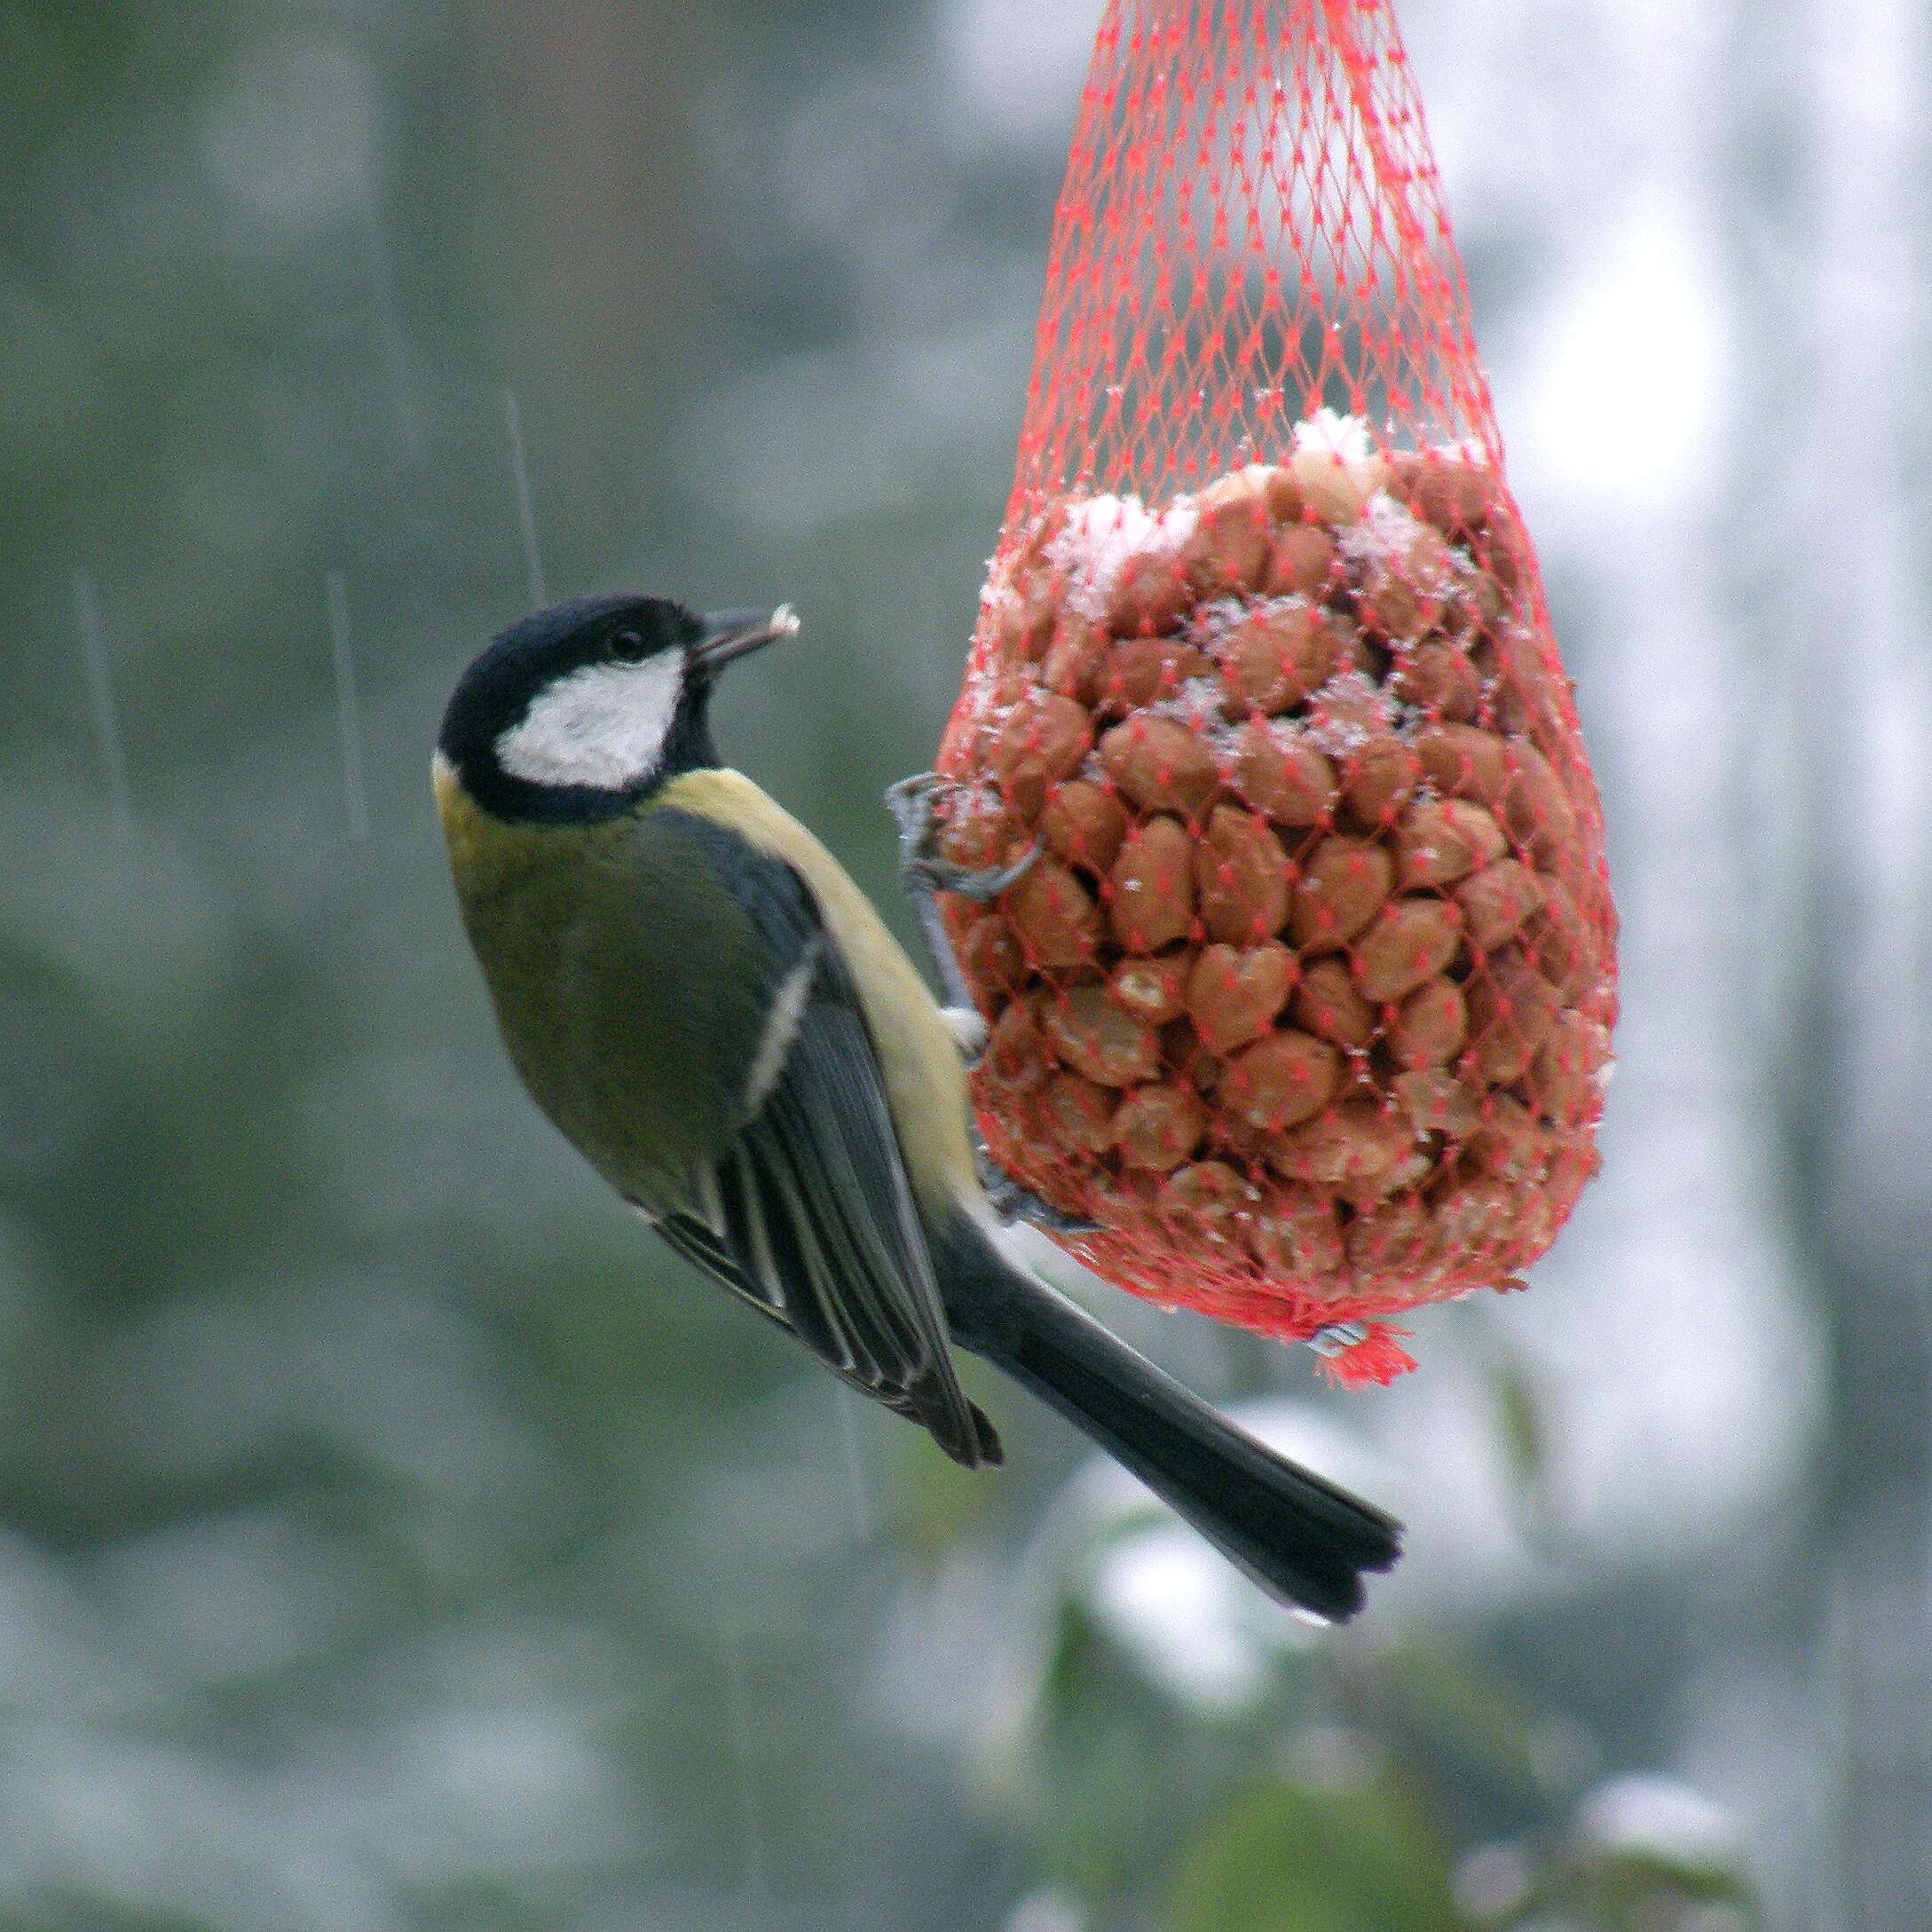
[934,0,1617,1373]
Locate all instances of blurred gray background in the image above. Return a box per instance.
[3,2,1927,1928]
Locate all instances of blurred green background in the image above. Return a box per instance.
[4,2,1926,1928]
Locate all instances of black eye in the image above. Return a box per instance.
[610,627,647,661]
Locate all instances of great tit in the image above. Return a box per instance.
[433,595,1400,1620]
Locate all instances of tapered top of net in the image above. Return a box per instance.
[1009,0,1494,520]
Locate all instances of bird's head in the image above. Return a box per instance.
[437,595,798,823]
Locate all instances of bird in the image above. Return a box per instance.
[432,594,1401,1620]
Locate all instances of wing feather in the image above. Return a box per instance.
[639,808,999,1468]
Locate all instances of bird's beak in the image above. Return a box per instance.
[689,604,800,673]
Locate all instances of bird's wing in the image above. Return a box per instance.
[641,808,1000,1470]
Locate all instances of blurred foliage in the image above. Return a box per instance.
[1168,1776,1458,1932]
[1004,1518,1763,1932]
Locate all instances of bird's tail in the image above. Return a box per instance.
[940,1226,1402,1622]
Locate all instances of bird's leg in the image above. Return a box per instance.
[886,775,1093,1236]
[884,772,1037,1019]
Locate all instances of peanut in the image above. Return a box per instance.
[1524,1011,1613,1125]
[982,1000,1047,1092]
[1455,856,1544,951]
[1392,1066,1485,1138]
[1221,604,1346,715]
[1523,873,1598,1005]
[1343,1143,1437,1210]
[1195,804,1290,943]
[1158,1159,1253,1230]
[1099,714,1221,817]
[1220,1029,1342,1132]
[1500,737,1577,863]
[1181,467,1274,595]
[1112,1082,1209,1171]
[1464,950,1562,1084]
[1107,953,1189,1026]
[1186,942,1297,1053]
[1006,494,1071,574]
[1288,836,1393,951]
[1484,623,1557,728]
[1387,451,1499,541]
[1248,1182,1347,1281]
[1412,720,1510,808]
[1388,974,1468,1068]
[1348,741,1422,827]
[1108,816,1196,952]
[1037,1072,1116,1155]
[1272,1100,1418,1189]
[993,690,1092,816]
[1477,507,1530,595]
[1213,1107,1276,1163]
[1353,895,1463,1003]
[1264,523,1337,598]
[1430,1174,1519,1254]
[1465,1092,1557,1185]
[1291,444,1381,524]
[1042,619,1106,704]
[1040,779,1128,876]
[1097,635,1213,717]
[1289,956,1376,1050]
[1447,565,1506,638]
[1103,549,1189,637]
[989,587,1053,664]
[1346,1193,1440,1276]
[1004,857,1102,968]
[1262,467,1305,524]
[1231,722,1339,828]
[958,914,1027,998]
[1039,984,1162,1086]
[1356,523,1453,644]
[1307,674,1418,826]
[1394,799,1508,890]
[1305,672,1414,815]
[938,792,1022,871]
[1390,638,1482,722]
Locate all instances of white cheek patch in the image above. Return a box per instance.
[496,655,685,790]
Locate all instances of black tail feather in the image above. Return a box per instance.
[949,1238,1401,1621]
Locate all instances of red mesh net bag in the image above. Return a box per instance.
[933,0,1617,1384]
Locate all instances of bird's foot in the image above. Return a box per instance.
[886,773,1039,1013]
[978,1147,1100,1235]
[886,772,1040,902]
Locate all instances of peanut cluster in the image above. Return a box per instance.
[937,424,1615,1333]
